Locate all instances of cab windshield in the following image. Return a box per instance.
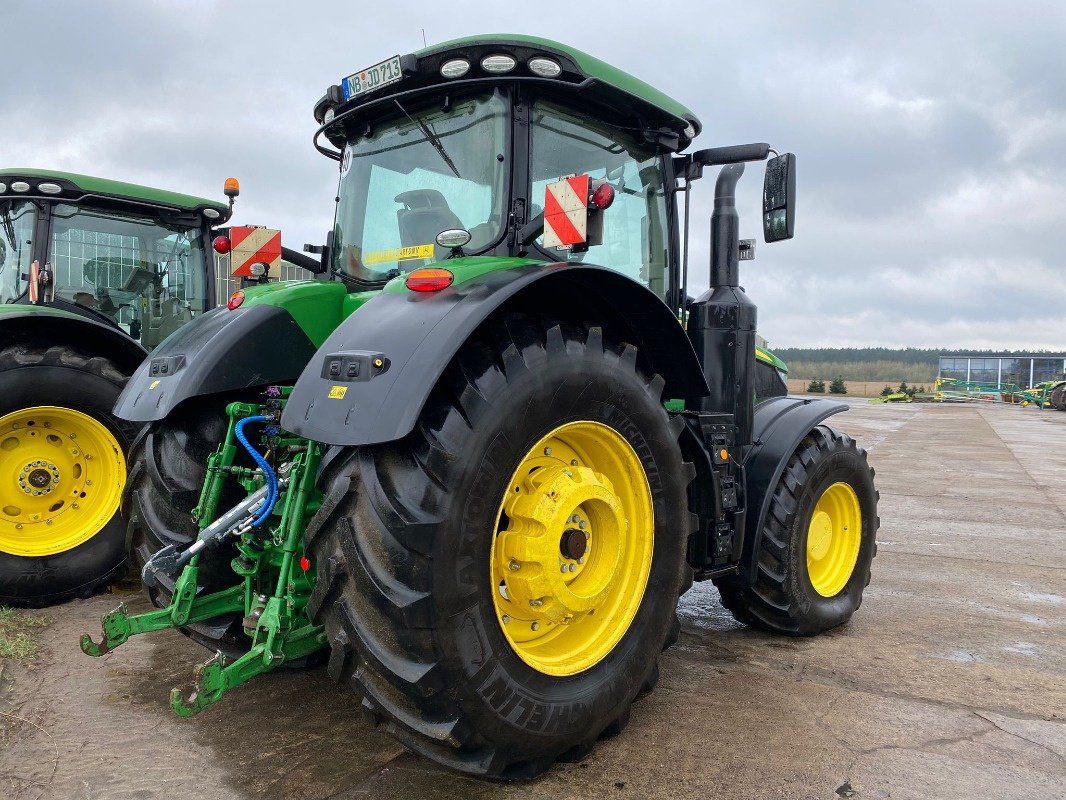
[48,205,208,349]
[333,89,509,283]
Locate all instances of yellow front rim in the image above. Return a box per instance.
[0,406,125,557]
[490,421,654,677]
[805,481,862,597]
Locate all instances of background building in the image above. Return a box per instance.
[938,353,1066,388]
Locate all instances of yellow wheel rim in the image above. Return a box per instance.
[805,481,862,597]
[0,406,125,557]
[490,421,654,677]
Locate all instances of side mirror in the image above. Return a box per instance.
[763,153,796,242]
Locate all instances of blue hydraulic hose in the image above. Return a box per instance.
[234,415,278,527]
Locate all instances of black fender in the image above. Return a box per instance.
[0,308,147,375]
[281,263,710,446]
[114,304,317,422]
[739,396,848,583]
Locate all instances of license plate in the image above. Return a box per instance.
[342,55,403,100]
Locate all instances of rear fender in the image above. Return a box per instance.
[739,396,848,584]
[113,304,317,422]
[281,263,710,446]
[0,307,146,375]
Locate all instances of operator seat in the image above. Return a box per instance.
[395,189,464,248]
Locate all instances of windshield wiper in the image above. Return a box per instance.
[393,99,461,179]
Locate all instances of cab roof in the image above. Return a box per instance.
[0,168,231,221]
[316,34,702,153]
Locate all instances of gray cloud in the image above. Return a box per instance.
[3,0,1063,348]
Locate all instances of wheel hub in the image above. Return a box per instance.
[805,481,862,598]
[559,527,588,560]
[807,511,833,560]
[20,462,60,495]
[0,406,126,557]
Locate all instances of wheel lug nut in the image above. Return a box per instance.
[531,622,540,631]
[529,599,543,608]
[570,459,577,466]
[578,557,585,564]
[560,564,568,573]
[509,559,521,571]
[502,615,510,624]
[569,564,576,572]
[579,520,587,530]
[543,447,552,456]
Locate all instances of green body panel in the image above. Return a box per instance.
[0,168,229,216]
[755,346,788,374]
[418,34,700,133]
[0,303,87,324]
[340,290,380,319]
[381,254,543,293]
[239,280,350,348]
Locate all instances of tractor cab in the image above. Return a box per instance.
[311,36,705,310]
[0,169,232,348]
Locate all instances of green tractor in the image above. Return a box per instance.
[0,171,312,606]
[82,35,879,779]
[0,170,237,606]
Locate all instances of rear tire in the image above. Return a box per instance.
[715,425,878,635]
[304,317,696,779]
[0,344,137,607]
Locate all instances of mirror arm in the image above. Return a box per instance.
[516,212,545,255]
[282,246,324,274]
[693,143,771,167]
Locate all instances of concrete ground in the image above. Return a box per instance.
[1,401,1063,800]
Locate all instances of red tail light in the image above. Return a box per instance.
[590,183,615,210]
[213,235,232,254]
[227,290,245,310]
[405,268,454,292]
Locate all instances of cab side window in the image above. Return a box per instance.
[528,100,671,301]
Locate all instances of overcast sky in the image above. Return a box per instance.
[4,1,1064,349]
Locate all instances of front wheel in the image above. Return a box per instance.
[305,317,695,778]
[715,425,878,634]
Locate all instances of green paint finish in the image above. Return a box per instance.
[0,304,87,323]
[756,346,788,374]
[0,168,230,217]
[382,255,543,293]
[417,34,700,133]
[239,280,349,347]
[341,290,380,320]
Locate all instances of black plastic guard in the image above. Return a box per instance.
[281,263,709,446]
[740,396,848,583]
[0,308,147,375]
[113,304,317,422]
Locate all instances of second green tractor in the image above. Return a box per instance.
[83,35,879,779]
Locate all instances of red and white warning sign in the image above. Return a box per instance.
[230,226,282,278]
[543,174,590,250]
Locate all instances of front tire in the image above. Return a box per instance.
[305,317,695,779]
[0,345,137,607]
[715,425,878,634]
